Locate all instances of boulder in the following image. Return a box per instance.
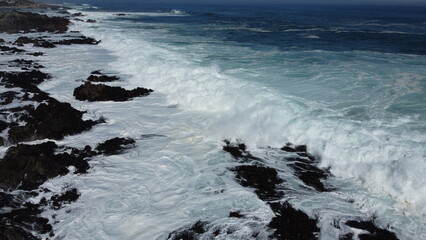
[95,137,135,155]
[73,82,153,102]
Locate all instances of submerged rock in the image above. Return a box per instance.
[95,137,136,155]
[73,82,153,102]
[0,141,90,190]
[268,202,320,240]
[0,11,69,33]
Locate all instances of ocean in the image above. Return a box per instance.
[34,2,426,239]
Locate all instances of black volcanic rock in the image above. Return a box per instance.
[8,99,98,143]
[0,45,25,54]
[95,137,136,155]
[87,71,119,82]
[231,165,284,201]
[50,188,80,210]
[8,59,44,69]
[346,220,399,240]
[268,202,319,240]
[223,140,261,162]
[0,141,90,190]
[0,70,50,90]
[73,82,153,102]
[54,36,100,45]
[281,144,332,192]
[0,11,69,33]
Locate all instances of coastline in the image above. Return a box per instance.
[0,2,416,240]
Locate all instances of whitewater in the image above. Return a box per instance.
[31,4,426,239]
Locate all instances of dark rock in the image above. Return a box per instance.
[339,232,354,240]
[114,13,127,16]
[0,70,51,90]
[73,82,153,102]
[0,11,69,33]
[86,19,96,23]
[8,59,44,69]
[95,137,135,155]
[72,12,84,17]
[229,211,244,218]
[0,224,39,240]
[87,73,119,82]
[0,120,7,132]
[33,40,56,48]
[0,91,19,105]
[0,141,90,190]
[346,220,399,240]
[8,99,98,143]
[0,202,52,237]
[0,38,5,43]
[54,36,100,45]
[50,188,80,210]
[58,10,70,14]
[281,143,315,160]
[13,36,56,48]
[281,144,332,192]
[13,36,36,46]
[167,221,208,240]
[223,140,261,162]
[268,202,319,240]
[0,45,25,54]
[27,51,44,57]
[231,165,284,201]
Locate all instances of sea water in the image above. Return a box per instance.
[34,2,426,239]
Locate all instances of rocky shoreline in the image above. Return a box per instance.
[0,7,152,239]
[0,3,402,240]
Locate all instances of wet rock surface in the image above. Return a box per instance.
[167,221,208,240]
[222,140,322,240]
[8,59,44,70]
[8,99,99,143]
[73,82,153,102]
[0,11,69,33]
[345,220,399,240]
[49,188,80,210]
[280,144,332,192]
[223,140,262,162]
[87,71,120,82]
[268,202,320,240]
[231,165,284,201]
[0,141,90,190]
[0,45,25,54]
[95,137,136,155]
